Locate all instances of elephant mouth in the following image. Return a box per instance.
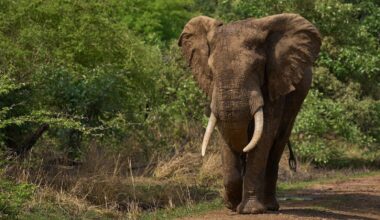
[201,107,264,156]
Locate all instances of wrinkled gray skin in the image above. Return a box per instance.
[178,13,321,214]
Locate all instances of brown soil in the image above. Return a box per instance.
[181,174,380,220]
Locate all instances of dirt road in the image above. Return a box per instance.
[182,174,380,220]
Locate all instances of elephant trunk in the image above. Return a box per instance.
[243,107,264,152]
[200,107,263,155]
[201,86,264,155]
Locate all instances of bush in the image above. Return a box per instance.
[123,0,194,44]
[295,89,372,145]
[0,0,175,159]
[293,138,341,165]
[293,68,379,164]
[0,179,36,218]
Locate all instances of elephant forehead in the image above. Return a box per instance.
[217,87,249,97]
[210,47,258,76]
[213,21,265,50]
[212,30,256,55]
[217,20,254,35]
[214,31,246,49]
[211,39,255,64]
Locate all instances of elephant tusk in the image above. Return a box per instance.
[243,107,264,153]
[201,112,217,157]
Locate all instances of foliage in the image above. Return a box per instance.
[0,179,35,218]
[294,89,373,146]
[123,0,194,44]
[0,0,171,157]
[293,67,379,164]
[0,74,18,148]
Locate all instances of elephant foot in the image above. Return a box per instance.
[264,197,280,211]
[223,191,241,211]
[224,200,238,211]
[237,197,266,214]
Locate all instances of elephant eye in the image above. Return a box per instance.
[243,39,254,50]
[183,33,193,40]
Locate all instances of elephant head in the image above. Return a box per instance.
[178,14,321,155]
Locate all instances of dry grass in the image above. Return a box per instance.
[24,187,122,219]
[198,153,223,187]
[278,148,315,182]
[154,153,201,182]
[1,128,340,219]
[2,137,222,218]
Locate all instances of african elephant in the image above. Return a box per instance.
[178,14,321,214]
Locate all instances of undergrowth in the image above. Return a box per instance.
[0,179,35,218]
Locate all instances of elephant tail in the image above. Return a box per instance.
[240,153,247,177]
[288,141,297,172]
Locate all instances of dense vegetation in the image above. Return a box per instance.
[1,0,379,218]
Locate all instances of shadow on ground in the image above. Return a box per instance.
[178,174,380,220]
[280,187,380,219]
[280,207,377,220]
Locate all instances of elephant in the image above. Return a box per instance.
[178,13,321,214]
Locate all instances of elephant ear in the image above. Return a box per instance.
[178,16,222,98]
[260,13,321,101]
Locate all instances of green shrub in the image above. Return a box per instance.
[294,89,370,144]
[293,138,341,165]
[0,0,171,158]
[123,0,194,44]
[0,179,36,218]
[293,84,378,164]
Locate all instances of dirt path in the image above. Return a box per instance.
[181,175,380,220]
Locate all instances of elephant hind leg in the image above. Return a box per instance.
[264,68,312,211]
[224,177,242,211]
[264,130,291,211]
[264,105,304,211]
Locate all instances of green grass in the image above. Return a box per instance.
[0,180,36,219]
[278,170,380,191]
[17,201,119,220]
[140,199,223,220]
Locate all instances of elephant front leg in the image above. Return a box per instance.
[237,146,268,214]
[237,100,283,214]
[221,144,243,211]
[237,131,277,214]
